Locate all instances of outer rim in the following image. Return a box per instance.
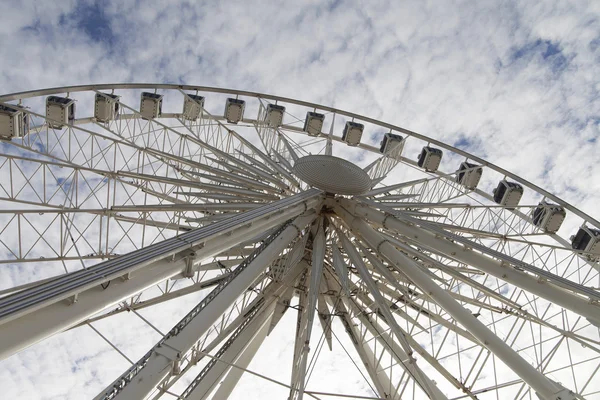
[0,83,597,400]
[1,82,597,229]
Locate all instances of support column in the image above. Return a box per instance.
[323,272,449,400]
[334,200,575,400]
[293,218,326,400]
[331,292,400,400]
[351,199,600,327]
[182,301,277,399]
[336,229,442,400]
[209,311,273,399]
[98,211,318,400]
[0,190,323,361]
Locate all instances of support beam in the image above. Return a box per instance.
[0,191,323,361]
[351,199,600,327]
[330,291,399,400]
[334,199,577,400]
[323,271,449,400]
[151,258,311,399]
[293,218,326,400]
[181,301,276,399]
[336,229,439,399]
[209,314,271,399]
[70,275,227,329]
[97,211,318,400]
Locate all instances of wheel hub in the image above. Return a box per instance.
[293,155,372,195]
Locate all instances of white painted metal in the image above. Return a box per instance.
[293,155,372,195]
[292,218,325,400]
[207,308,272,399]
[336,229,440,399]
[183,301,276,399]
[0,104,28,138]
[334,200,577,400]
[348,199,600,326]
[329,291,399,400]
[0,192,323,360]
[103,212,318,400]
[323,272,449,400]
[0,84,598,400]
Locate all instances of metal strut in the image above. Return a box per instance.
[180,299,266,398]
[97,220,294,400]
[96,209,319,400]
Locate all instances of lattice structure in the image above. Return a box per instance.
[0,84,598,400]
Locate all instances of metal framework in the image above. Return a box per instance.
[0,84,599,400]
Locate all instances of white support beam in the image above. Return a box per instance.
[182,301,277,399]
[323,272,449,400]
[349,199,600,327]
[151,259,311,399]
[98,211,318,400]
[330,290,399,400]
[0,191,323,361]
[294,218,326,400]
[334,199,577,400]
[209,307,273,400]
[289,271,309,400]
[331,244,349,295]
[70,275,228,329]
[336,229,439,399]
[0,208,312,361]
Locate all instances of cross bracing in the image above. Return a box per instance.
[0,84,598,400]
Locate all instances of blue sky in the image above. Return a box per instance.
[1,1,600,399]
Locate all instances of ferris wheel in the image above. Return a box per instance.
[0,84,598,400]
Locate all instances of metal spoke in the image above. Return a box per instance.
[0,84,598,400]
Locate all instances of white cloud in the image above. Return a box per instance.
[1,1,599,399]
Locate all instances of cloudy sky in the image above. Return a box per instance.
[1,0,599,399]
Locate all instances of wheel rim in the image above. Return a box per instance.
[0,84,598,400]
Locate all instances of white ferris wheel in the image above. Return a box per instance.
[0,84,598,400]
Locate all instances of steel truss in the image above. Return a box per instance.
[0,84,598,400]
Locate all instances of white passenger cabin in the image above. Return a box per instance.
[532,201,565,233]
[46,96,76,129]
[94,93,120,122]
[0,104,28,139]
[342,121,364,146]
[492,180,524,209]
[571,226,600,258]
[418,146,443,172]
[304,112,324,136]
[140,92,163,120]
[182,94,205,121]
[224,98,245,124]
[379,133,404,155]
[265,104,285,128]
[456,162,482,190]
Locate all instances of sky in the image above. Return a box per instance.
[0,0,599,399]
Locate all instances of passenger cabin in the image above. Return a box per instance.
[379,133,403,155]
[224,98,245,124]
[182,94,205,121]
[265,104,285,128]
[0,104,28,139]
[304,112,324,136]
[46,96,76,129]
[532,201,565,233]
[140,92,163,120]
[94,93,120,123]
[456,162,483,190]
[342,121,364,146]
[571,226,600,257]
[418,146,443,172]
[492,180,524,209]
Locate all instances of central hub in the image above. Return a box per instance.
[293,155,372,195]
